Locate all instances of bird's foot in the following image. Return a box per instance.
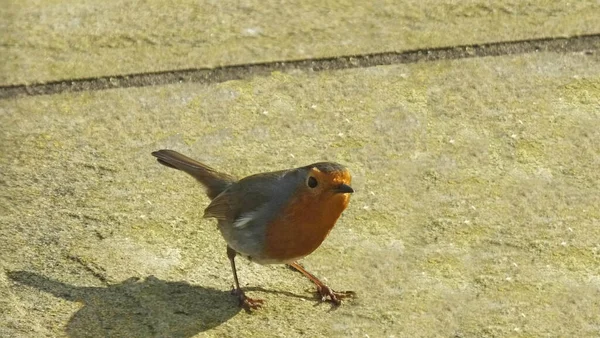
[232,288,264,312]
[316,284,356,306]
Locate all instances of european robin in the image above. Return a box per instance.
[151,149,355,310]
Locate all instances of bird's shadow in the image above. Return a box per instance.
[7,271,241,338]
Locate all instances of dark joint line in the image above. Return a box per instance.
[0,33,598,100]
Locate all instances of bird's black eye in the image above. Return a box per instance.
[307,176,318,188]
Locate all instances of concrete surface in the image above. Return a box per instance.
[1,1,600,338]
[2,0,600,84]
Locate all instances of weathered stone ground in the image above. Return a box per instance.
[1,1,600,337]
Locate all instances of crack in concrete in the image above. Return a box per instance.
[1,33,598,100]
[66,254,111,285]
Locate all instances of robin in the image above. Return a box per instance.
[151,149,355,310]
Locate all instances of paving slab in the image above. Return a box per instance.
[2,0,600,85]
[2,50,600,337]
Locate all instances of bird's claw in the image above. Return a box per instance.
[232,288,264,312]
[316,285,356,305]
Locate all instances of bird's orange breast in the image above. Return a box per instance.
[264,189,351,263]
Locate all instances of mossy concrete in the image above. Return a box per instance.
[2,51,599,337]
[2,0,600,85]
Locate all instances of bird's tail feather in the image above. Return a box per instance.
[151,149,236,199]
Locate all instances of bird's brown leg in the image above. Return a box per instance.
[288,261,355,305]
[227,246,263,311]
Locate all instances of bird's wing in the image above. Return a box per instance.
[203,170,299,228]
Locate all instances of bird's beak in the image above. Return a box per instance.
[335,183,354,194]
